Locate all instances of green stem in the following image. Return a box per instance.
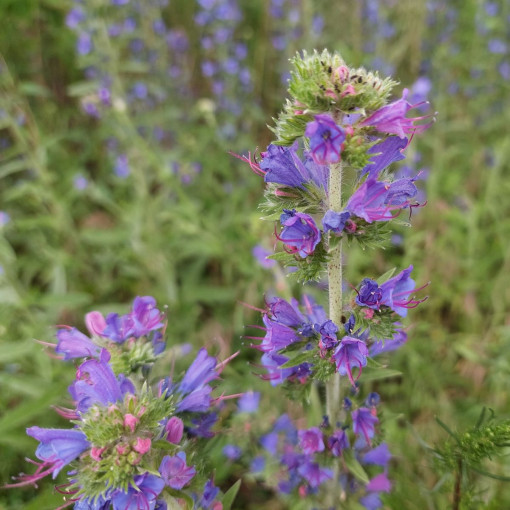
[326,158,343,424]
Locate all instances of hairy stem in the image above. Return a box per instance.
[452,457,462,510]
[326,159,343,424]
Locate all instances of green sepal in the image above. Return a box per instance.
[351,306,398,340]
[280,349,317,368]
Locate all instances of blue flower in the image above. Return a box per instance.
[26,427,89,478]
[322,210,351,234]
[305,114,346,164]
[332,337,369,386]
[159,452,196,489]
[178,348,218,395]
[361,136,407,179]
[111,473,165,509]
[55,328,101,360]
[352,408,379,445]
[278,209,321,258]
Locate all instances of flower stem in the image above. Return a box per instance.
[326,158,343,424]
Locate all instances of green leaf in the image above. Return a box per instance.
[359,367,402,382]
[343,449,370,484]
[280,349,315,368]
[221,479,242,510]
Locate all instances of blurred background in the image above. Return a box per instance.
[0,0,509,508]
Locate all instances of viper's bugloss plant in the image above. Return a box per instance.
[6,296,240,509]
[238,49,435,508]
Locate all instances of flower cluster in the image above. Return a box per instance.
[8,297,234,509]
[252,406,391,508]
[239,50,433,509]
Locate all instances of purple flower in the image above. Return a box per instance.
[260,431,279,455]
[178,348,218,395]
[223,444,242,460]
[367,472,392,492]
[0,211,10,226]
[345,176,418,223]
[165,417,184,444]
[111,473,165,510]
[305,114,346,164]
[317,320,339,351]
[259,142,329,190]
[74,495,111,510]
[297,461,333,488]
[360,492,382,510]
[257,315,301,353]
[26,427,89,477]
[322,210,350,234]
[131,296,164,337]
[332,337,369,386]
[102,313,134,343]
[267,296,305,327]
[188,412,217,438]
[363,443,391,467]
[352,408,379,445]
[177,385,212,412]
[328,429,350,456]
[199,479,220,509]
[361,136,407,179]
[114,154,130,178]
[298,427,325,455]
[55,328,101,360]
[360,89,433,138]
[66,7,86,29]
[278,209,321,258]
[77,32,93,56]
[237,391,260,413]
[252,245,276,268]
[69,352,134,412]
[159,452,196,489]
[260,352,312,386]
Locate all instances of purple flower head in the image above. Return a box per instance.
[352,407,379,445]
[188,412,217,438]
[223,444,242,460]
[252,244,276,268]
[198,479,221,509]
[237,391,260,413]
[131,296,164,337]
[69,351,134,413]
[260,431,279,455]
[360,89,434,138]
[26,427,89,478]
[328,429,350,456]
[360,492,382,510]
[251,455,266,473]
[77,32,93,56]
[55,328,101,360]
[370,328,408,356]
[363,443,391,467]
[177,385,212,412]
[332,337,369,386]
[73,174,88,190]
[159,452,196,489]
[102,313,134,343]
[298,427,325,455]
[379,265,427,317]
[178,348,218,395]
[367,472,392,493]
[66,7,86,29]
[268,296,305,327]
[365,392,381,407]
[297,461,333,488]
[346,176,418,223]
[322,210,350,234]
[278,209,321,258]
[305,114,346,164]
[111,473,165,509]
[317,320,339,351]
[259,142,329,190]
[256,314,301,353]
[114,154,130,178]
[356,278,383,308]
[361,136,408,179]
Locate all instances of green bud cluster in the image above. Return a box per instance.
[271,49,397,151]
[72,390,175,499]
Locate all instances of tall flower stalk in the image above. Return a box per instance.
[241,49,434,508]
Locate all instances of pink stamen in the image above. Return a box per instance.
[215,351,240,374]
[238,301,267,314]
[52,405,79,420]
[229,151,265,177]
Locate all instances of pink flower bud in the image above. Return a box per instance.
[124,413,139,433]
[90,446,106,461]
[116,444,129,455]
[133,437,151,455]
[85,311,106,336]
[165,417,184,444]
